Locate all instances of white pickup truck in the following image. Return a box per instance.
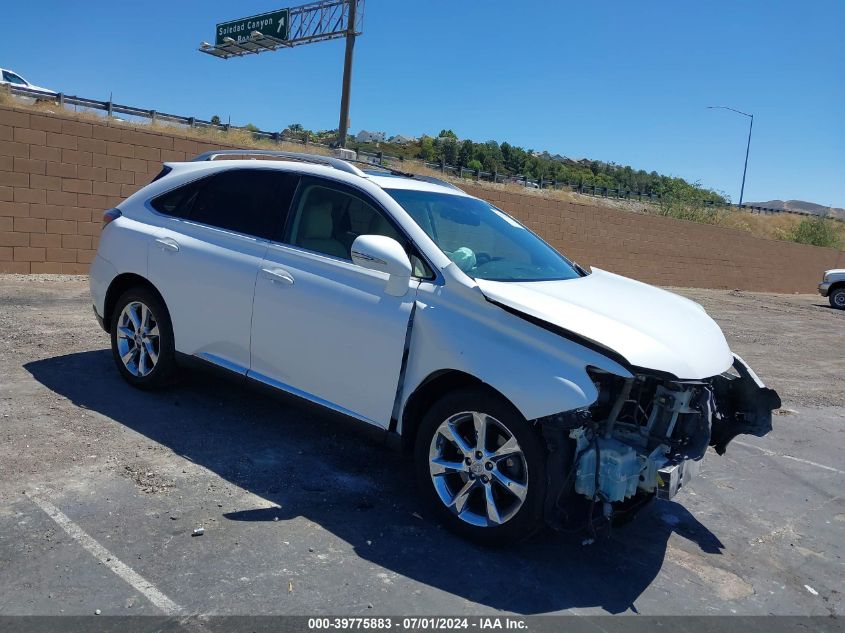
[819,269,845,309]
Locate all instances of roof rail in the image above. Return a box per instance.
[191,149,366,177]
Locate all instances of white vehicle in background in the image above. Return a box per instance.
[819,269,845,309]
[0,67,56,98]
[88,150,781,544]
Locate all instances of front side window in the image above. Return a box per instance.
[2,71,26,85]
[385,188,581,282]
[286,178,432,277]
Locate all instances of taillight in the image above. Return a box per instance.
[102,208,122,228]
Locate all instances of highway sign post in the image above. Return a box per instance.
[199,0,365,148]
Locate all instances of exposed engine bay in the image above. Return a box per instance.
[540,354,781,531]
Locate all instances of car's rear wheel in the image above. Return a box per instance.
[414,387,546,545]
[829,287,845,310]
[110,288,175,390]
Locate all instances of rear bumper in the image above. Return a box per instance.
[89,254,116,329]
[818,282,831,297]
[93,304,106,332]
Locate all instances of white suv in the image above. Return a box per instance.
[0,67,55,96]
[89,150,780,543]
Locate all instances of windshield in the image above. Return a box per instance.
[385,188,581,282]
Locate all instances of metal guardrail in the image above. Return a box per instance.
[2,84,831,219]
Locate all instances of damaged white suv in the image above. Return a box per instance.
[89,150,780,543]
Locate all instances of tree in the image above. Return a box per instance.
[438,129,458,139]
[289,123,304,132]
[458,139,474,167]
[441,138,458,165]
[210,115,221,126]
[417,137,436,162]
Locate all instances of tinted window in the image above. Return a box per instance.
[2,71,26,85]
[151,181,198,218]
[286,178,432,278]
[151,169,299,240]
[190,170,298,240]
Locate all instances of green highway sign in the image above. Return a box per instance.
[215,8,290,45]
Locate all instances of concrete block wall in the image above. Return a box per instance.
[1,104,842,291]
[0,105,232,274]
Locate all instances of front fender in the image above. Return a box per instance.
[398,284,631,432]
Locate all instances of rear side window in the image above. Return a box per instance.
[151,169,299,240]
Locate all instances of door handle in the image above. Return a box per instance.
[261,267,295,285]
[154,237,180,252]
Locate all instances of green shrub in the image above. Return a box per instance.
[655,179,726,225]
[790,216,841,248]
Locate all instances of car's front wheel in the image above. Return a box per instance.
[414,387,547,545]
[109,287,175,390]
[829,287,845,310]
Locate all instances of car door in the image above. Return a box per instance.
[147,168,298,373]
[249,176,425,428]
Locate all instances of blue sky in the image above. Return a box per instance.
[4,1,843,206]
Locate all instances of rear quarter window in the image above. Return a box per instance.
[150,181,199,219]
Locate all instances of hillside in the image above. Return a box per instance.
[345,133,727,206]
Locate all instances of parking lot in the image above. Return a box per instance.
[0,274,842,616]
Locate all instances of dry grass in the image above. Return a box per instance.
[0,89,331,158]
[2,91,842,250]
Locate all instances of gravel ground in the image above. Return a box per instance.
[0,274,843,617]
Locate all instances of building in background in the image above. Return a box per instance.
[388,134,417,145]
[355,130,386,143]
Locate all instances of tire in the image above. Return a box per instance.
[414,387,547,545]
[109,287,176,390]
[829,287,845,310]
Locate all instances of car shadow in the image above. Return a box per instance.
[25,350,724,614]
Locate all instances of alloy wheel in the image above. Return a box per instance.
[116,301,160,377]
[428,411,529,527]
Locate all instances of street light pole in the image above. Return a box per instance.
[707,106,754,207]
[337,0,357,148]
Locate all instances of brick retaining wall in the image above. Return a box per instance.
[1,104,841,291]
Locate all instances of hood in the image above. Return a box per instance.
[476,268,733,380]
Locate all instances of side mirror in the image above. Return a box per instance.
[351,235,412,297]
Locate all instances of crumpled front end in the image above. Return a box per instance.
[709,355,782,454]
[540,354,781,530]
